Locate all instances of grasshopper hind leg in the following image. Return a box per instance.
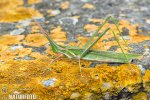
[41,53,64,75]
[49,53,64,65]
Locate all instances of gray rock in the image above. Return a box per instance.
[141,55,150,67]
[81,0,90,2]
[59,17,78,26]
[51,10,61,16]
[70,92,81,99]
[104,92,110,100]
[10,45,23,51]
[102,82,111,89]
[120,36,131,40]
[141,48,150,67]
[145,19,150,24]
[10,28,25,35]
[14,55,35,60]
[140,7,149,11]
[122,27,129,36]
[33,17,45,23]
[0,23,16,35]
[137,65,146,74]
[18,20,31,27]
[41,78,57,87]
[23,55,35,60]
[129,43,145,54]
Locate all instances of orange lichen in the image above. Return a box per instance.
[31,25,41,33]
[143,70,150,92]
[0,35,24,45]
[60,1,70,10]
[119,19,131,26]
[0,45,16,62]
[0,45,33,62]
[119,19,139,36]
[84,23,114,33]
[0,7,42,23]
[16,48,32,57]
[0,0,42,23]
[30,52,50,60]
[71,16,81,19]
[50,26,67,42]
[131,35,150,43]
[0,0,23,9]
[82,3,95,9]
[23,33,48,47]
[28,0,42,5]
[84,24,98,31]
[89,18,104,23]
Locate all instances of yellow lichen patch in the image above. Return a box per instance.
[71,16,81,19]
[82,3,95,9]
[116,45,131,53]
[0,35,24,45]
[76,35,90,47]
[31,25,41,33]
[132,92,148,100]
[0,45,32,62]
[0,45,17,62]
[117,65,142,92]
[89,18,105,23]
[0,7,42,23]
[28,0,42,5]
[119,19,139,36]
[16,48,32,57]
[119,19,131,26]
[93,64,141,92]
[0,63,11,71]
[45,47,58,57]
[84,24,98,31]
[30,52,50,60]
[84,23,114,33]
[131,35,150,43]
[23,33,48,47]
[50,26,67,42]
[143,70,150,92]
[0,0,23,9]
[0,0,42,23]
[0,47,143,99]
[60,1,70,10]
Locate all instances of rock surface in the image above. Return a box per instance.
[0,0,149,99]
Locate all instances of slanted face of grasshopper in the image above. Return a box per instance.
[34,16,141,74]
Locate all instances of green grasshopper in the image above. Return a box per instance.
[34,16,141,75]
